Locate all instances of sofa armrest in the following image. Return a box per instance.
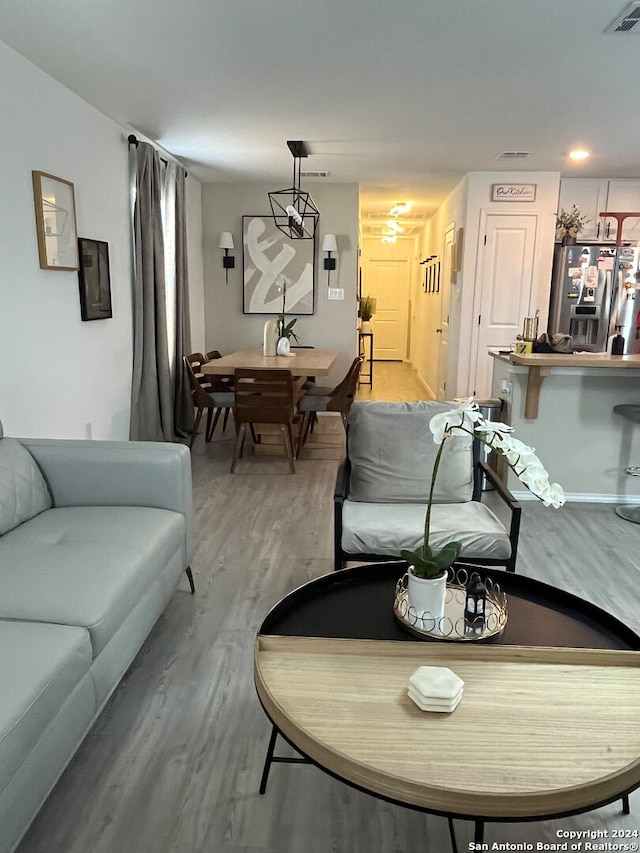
[18,438,192,519]
[333,458,351,570]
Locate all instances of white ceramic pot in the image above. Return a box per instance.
[360,320,372,333]
[407,567,447,627]
[276,336,291,356]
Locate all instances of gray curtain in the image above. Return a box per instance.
[129,142,193,441]
[173,167,194,437]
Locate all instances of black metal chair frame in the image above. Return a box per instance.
[333,438,521,573]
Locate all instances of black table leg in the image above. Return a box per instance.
[622,794,631,815]
[475,820,485,844]
[447,817,458,853]
[259,724,279,795]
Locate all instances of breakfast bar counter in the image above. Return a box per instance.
[492,351,640,419]
[490,351,640,500]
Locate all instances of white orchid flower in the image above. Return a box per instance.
[429,397,482,444]
[416,397,565,580]
[517,462,551,498]
[500,436,537,468]
[541,482,565,508]
[475,421,514,441]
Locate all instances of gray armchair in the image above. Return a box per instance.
[333,401,521,572]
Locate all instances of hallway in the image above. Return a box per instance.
[355,360,432,403]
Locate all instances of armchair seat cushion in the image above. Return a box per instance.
[341,499,512,561]
[0,506,186,656]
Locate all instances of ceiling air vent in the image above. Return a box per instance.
[605,2,640,33]
[496,151,531,160]
[300,170,329,178]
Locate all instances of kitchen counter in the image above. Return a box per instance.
[490,351,640,500]
[490,351,640,419]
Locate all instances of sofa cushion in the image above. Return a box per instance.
[341,499,512,560]
[347,401,473,504]
[0,438,52,535]
[0,506,186,656]
[0,620,92,798]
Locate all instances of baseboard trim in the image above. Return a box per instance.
[510,490,640,505]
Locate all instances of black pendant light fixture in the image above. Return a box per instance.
[268,141,319,240]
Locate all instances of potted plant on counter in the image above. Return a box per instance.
[400,398,565,625]
[556,206,591,245]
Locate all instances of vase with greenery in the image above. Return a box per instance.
[358,295,376,331]
[276,278,301,344]
[401,397,565,585]
[556,206,591,244]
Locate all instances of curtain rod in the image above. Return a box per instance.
[127,134,188,178]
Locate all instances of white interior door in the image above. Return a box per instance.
[471,213,538,396]
[364,258,409,360]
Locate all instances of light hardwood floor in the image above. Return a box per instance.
[17,363,640,853]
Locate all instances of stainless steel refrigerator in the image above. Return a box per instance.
[548,244,640,352]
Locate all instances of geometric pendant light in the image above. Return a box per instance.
[268,140,320,240]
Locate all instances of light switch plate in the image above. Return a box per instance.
[328,288,344,300]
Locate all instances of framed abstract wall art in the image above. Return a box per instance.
[32,171,79,270]
[77,238,112,320]
[242,215,315,314]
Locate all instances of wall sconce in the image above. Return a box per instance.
[219,232,235,283]
[322,234,338,285]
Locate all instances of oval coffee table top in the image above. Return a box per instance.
[255,563,640,820]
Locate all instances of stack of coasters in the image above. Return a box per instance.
[408,665,464,713]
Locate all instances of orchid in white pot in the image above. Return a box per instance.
[401,398,565,586]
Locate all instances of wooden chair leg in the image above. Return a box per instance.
[190,407,204,450]
[223,407,231,431]
[231,423,247,473]
[296,412,311,457]
[283,424,296,473]
[204,407,215,441]
[207,407,223,441]
[340,412,349,432]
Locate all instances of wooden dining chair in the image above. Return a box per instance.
[203,349,234,429]
[231,368,301,474]
[183,354,235,449]
[296,356,363,455]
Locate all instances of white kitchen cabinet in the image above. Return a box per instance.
[604,180,640,243]
[558,178,640,243]
[557,179,607,241]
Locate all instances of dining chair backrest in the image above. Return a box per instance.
[325,356,363,411]
[234,368,296,425]
[184,354,214,407]
[205,349,235,390]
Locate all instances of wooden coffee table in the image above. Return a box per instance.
[254,563,640,848]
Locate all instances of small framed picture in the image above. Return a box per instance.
[32,171,79,270]
[77,238,112,320]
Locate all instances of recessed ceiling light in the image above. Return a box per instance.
[569,149,590,161]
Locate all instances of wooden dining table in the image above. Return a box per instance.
[201,346,341,459]
[200,346,339,381]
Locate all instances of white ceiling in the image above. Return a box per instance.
[1,0,639,236]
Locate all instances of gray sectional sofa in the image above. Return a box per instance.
[0,420,193,853]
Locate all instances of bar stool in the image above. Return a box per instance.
[613,404,640,523]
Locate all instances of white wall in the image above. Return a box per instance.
[201,182,359,386]
[0,40,205,439]
[413,179,468,397]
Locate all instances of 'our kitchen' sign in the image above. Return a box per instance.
[491,183,537,202]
